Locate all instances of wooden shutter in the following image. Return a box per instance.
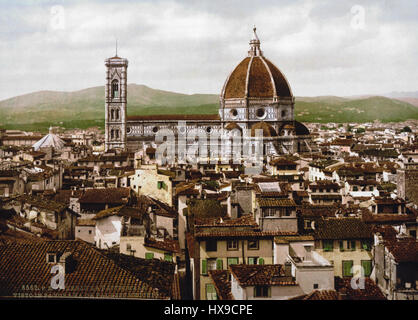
[343,260,353,277]
[258,258,265,265]
[216,259,223,270]
[202,259,207,275]
[362,260,372,277]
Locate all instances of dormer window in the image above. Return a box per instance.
[111,80,119,98]
[46,252,57,263]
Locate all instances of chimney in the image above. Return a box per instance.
[58,252,76,274]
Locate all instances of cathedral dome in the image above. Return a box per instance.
[221,28,292,100]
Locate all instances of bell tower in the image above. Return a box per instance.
[105,51,128,151]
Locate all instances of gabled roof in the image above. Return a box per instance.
[229,264,296,287]
[79,187,131,205]
[208,270,234,300]
[313,218,373,240]
[384,238,418,263]
[0,240,171,299]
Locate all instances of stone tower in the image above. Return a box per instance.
[105,54,128,151]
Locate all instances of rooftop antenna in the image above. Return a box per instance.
[115,39,118,57]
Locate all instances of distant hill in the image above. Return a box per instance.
[0,85,417,132]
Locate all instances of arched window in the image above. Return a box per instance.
[111,109,115,120]
[110,129,114,140]
[111,80,119,98]
[115,129,120,139]
[116,108,120,120]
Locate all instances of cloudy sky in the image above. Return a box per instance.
[0,0,417,100]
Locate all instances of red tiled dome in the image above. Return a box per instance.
[222,55,292,100]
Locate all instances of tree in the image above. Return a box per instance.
[402,126,412,133]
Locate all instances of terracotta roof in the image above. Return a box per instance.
[292,290,339,300]
[314,218,373,240]
[257,198,296,207]
[223,56,291,99]
[229,264,296,287]
[144,238,180,254]
[208,270,234,300]
[79,187,131,205]
[76,219,96,227]
[0,240,171,299]
[335,277,386,300]
[384,238,418,263]
[194,215,258,227]
[93,205,144,220]
[101,251,176,299]
[15,195,69,214]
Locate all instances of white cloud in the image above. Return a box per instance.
[0,0,417,100]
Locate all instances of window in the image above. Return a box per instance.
[323,240,334,252]
[347,240,356,251]
[361,260,372,277]
[230,109,238,118]
[207,258,217,272]
[126,243,131,251]
[248,257,258,265]
[164,253,172,262]
[206,240,217,252]
[254,286,270,298]
[361,240,372,251]
[157,181,164,190]
[88,230,92,234]
[46,253,56,263]
[227,257,239,266]
[263,209,275,217]
[410,230,416,239]
[206,284,217,300]
[342,260,353,277]
[111,80,119,98]
[281,110,287,118]
[339,241,344,252]
[145,252,154,260]
[313,283,319,289]
[227,240,238,251]
[248,240,259,250]
[256,108,265,119]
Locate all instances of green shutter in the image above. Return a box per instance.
[227,257,238,266]
[258,258,265,265]
[362,260,372,277]
[145,252,154,260]
[343,260,353,277]
[216,259,223,270]
[202,259,207,275]
[164,253,172,262]
[324,240,333,252]
[206,284,217,300]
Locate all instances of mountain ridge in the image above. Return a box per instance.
[1,84,417,132]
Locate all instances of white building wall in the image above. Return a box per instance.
[94,215,122,249]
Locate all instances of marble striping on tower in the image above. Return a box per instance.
[104,29,316,156]
[105,55,128,151]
